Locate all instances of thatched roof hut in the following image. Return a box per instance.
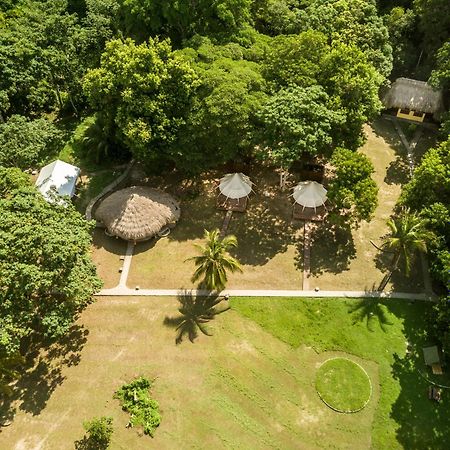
[382,78,444,120]
[95,186,180,241]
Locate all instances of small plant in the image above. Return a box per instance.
[76,416,113,449]
[114,376,161,437]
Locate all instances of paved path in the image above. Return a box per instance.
[302,222,311,290]
[96,287,435,301]
[118,242,134,287]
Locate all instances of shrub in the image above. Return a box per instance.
[114,376,161,437]
[82,416,113,449]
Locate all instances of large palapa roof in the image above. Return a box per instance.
[95,186,180,241]
[382,77,444,116]
[35,159,80,202]
[218,173,253,199]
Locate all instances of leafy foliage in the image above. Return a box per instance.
[0,166,31,197]
[0,187,102,356]
[383,207,433,275]
[327,147,378,223]
[297,0,393,77]
[263,31,328,89]
[0,115,63,169]
[81,416,113,449]
[177,39,267,172]
[84,37,198,169]
[121,0,252,43]
[114,376,161,437]
[187,229,242,291]
[429,41,450,89]
[256,85,345,167]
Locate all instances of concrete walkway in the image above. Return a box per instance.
[96,287,435,301]
[118,242,135,287]
[302,222,311,290]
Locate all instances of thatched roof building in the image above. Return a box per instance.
[95,186,180,241]
[382,78,444,120]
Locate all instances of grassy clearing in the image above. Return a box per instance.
[123,120,424,292]
[315,358,371,412]
[231,296,450,449]
[0,296,381,450]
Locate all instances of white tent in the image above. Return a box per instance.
[218,173,253,199]
[35,160,80,202]
[292,181,327,211]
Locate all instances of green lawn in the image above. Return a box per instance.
[315,358,371,412]
[1,296,448,449]
[231,296,450,449]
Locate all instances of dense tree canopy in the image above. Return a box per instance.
[121,0,252,43]
[84,37,198,168]
[297,0,393,77]
[0,115,63,169]
[0,186,102,356]
[256,85,345,168]
[327,147,378,224]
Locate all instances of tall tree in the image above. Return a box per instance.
[256,85,345,169]
[0,166,31,197]
[327,147,378,224]
[186,229,242,291]
[297,0,393,77]
[176,39,268,172]
[0,187,102,357]
[0,115,63,169]
[382,208,432,275]
[318,43,383,149]
[263,30,328,89]
[84,37,198,169]
[120,0,252,43]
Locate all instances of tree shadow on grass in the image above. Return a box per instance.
[163,291,230,344]
[165,166,302,266]
[391,353,450,448]
[373,246,424,293]
[384,156,411,185]
[0,325,89,423]
[307,222,356,275]
[348,297,395,332]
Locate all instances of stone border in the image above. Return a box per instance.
[85,160,135,221]
[315,357,372,413]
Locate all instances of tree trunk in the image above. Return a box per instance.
[391,251,401,272]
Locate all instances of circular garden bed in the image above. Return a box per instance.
[315,358,372,413]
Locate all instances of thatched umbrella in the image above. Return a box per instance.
[95,186,180,241]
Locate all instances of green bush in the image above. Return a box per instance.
[82,416,113,449]
[114,376,161,437]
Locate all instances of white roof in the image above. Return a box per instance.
[292,181,327,209]
[218,173,253,199]
[35,160,80,202]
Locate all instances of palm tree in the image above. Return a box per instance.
[383,208,433,276]
[82,115,114,163]
[186,229,243,291]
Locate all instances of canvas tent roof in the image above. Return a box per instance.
[292,181,327,210]
[423,346,440,366]
[95,186,180,242]
[382,78,444,116]
[35,159,80,202]
[218,173,253,199]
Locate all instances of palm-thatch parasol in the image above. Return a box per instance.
[292,181,327,211]
[95,186,180,241]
